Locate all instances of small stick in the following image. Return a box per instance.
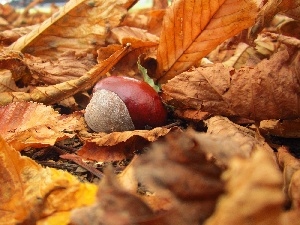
[60,153,104,179]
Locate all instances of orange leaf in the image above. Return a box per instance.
[77,127,176,161]
[0,102,81,151]
[155,0,259,83]
[0,135,97,225]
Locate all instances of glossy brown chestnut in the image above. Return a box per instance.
[92,76,167,130]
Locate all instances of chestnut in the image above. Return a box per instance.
[84,76,167,133]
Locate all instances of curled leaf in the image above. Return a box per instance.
[77,127,176,162]
[0,135,97,225]
[162,49,300,121]
[0,102,81,151]
[204,147,284,225]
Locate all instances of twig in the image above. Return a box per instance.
[60,153,104,179]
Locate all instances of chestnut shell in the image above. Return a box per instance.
[93,76,167,129]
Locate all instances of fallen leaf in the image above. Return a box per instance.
[0,135,97,225]
[259,119,300,138]
[9,0,137,59]
[70,167,154,225]
[77,127,176,161]
[277,146,300,209]
[0,45,131,105]
[134,130,224,225]
[162,49,300,121]
[155,0,259,83]
[204,146,285,225]
[0,102,81,151]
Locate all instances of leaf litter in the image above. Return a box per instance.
[0,0,300,224]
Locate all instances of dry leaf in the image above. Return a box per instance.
[23,51,96,85]
[0,135,97,225]
[204,147,285,225]
[162,49,300,121]
[77,127,176,161]
[71,167,154,225]
[259,119,300,138]
[0,102,81,151]
[9,0,137,59]
[0,45,131,105]
[121,8,166,36]
[277,146,300,209]
[134,130,224,225]
[250,0,300,40]
[155,0,259,83]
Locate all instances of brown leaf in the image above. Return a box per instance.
[259,119,300,138]
[0,45,131,105]
[162,49,300,121]
[277,146,300,209]
[0,135,97,225]
[121,9,166,36]
[23,51,96,85]
[134,130,224,225]
[204,147,285,225]
[71,167,154,225]
[9,0,137,59]
[204,116,276,161]
[155,0,259,83]
[0,102,81,151]
[77,127,175,161]
[250,0,300,40]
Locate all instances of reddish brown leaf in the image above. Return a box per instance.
[162,49,300,121]
[0,102,81,151]
[77,127,176,162]
[0,45,131,105]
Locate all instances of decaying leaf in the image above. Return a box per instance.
[70,167,154,225]
[250,0,300,40]
[277,146,300,209]
[204,147,285,225]
[260,119,300,138]
[134,130,224,225]
[162,49,300,121]
[0,45,131,105]
[77,127,176,161]
[0,135,97,225]
[9,0,137,59]
[0,101,81,151]
[155,0,259,83]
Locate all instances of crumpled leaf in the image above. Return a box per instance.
[259,119,300,138]
[0,102,81,151]
[277,146,300,209]
[71,167,154,225]
[250,0,300,41]
[0,70,28,92]
[23,51,96,85]
[162,49,300,121]
[0,45,131,105]
[134,130,224,225]
[77,127,176,161]
[198,116,275,166]
[0,135,97,225]
[9,0,137,59]
[204,147,285,225]
[155,0,259,83]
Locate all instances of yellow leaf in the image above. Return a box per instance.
[0,135,97,225]
[156,0,259,83]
